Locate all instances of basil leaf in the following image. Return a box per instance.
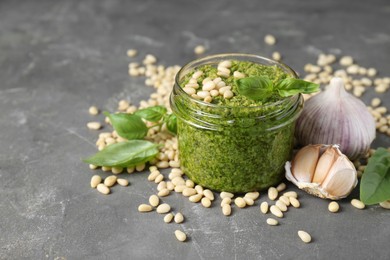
[236,76,274,101]
[135,106,167,122]
[165,113,177,134]
[275,78,319,97]
[104,112,148,140]
[83,140,159,167]
[360,148,390,205]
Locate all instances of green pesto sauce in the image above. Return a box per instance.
[177,60,299,193]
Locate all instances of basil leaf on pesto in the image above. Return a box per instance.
[104,112,148,140]
[165,113,177,134]
[275,78,319,97]
[360,148,390,205]
[135,106,167,122]
[236,76,274,101]
[83,140,159,167]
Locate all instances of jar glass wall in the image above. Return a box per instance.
[170,54,303,193]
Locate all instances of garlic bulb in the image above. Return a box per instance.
[285,144,358,200]
[295,77,376,160]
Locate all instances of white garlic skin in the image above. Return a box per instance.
[295,77,376,160]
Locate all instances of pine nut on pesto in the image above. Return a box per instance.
[170,54,303,193]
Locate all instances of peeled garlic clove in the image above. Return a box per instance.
[291,145,321,182]
[295,77,376,160]
[285,144,358,200]
[312,146,336,184]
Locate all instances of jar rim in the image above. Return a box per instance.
[174,53,299,109]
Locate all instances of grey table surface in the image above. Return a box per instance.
[1,0,390,259]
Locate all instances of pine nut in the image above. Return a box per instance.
[220,192,234,199]
[169,172,182,180]
[204,96,212,103]
[90,175,102,188]
[169,160,181,168]
[217,66,230,74]
[194,45,206,55]
[156,161,169,168]
[201,197,211,208]
[260,201,269,214]
[192,70,203,79]
[126,49,137,57]
[266,218,279,226]
[164,213,174,223]
[88,106,99,115]
[340,56,354,66]
[202,81,216,91]
[104,176,117,187]
[87,122,102,130]
[111,167,123,174]
[96,183,110,195]
[233,71,245,79]
[158,188,170,197]
[157,181,167,191]
[328,201,340,213]
[245,192,260,200]
[101,166,111,172]
[166,182,175,191]
[174,230,187,242]
[203,189,214,201]
[148,170,160,181]
[172,176,185,186]
[351,199,365,209]
[283,191,298,198]
[276,200,288,212]
[174,212,184,223]
[268,187,278,200]
[185,179,195,188]
[298,230,312,243]
[135,163,145,172]
[149,195,160,207]
[182,188,197,197]
[223,90,234,99]
[264,34,276,45]
[184,87,196,95]
[219,86,231,95]
[174,185,186,193]
[276,183,286,192]
[272,52,281,61]
[270,205,283,218]
[217,71,230,78]
[210,89,219,97]
[243,197,254,206]
[218,60,232,68]
[222,204,232,216]
[197,91,211,99]
[279,196,290,206]
[138,204,153,212]
[379,200,390,209]
[156,203,171,214]
[234,197,246,208]
[189,193,203,203]
[220,197,232,207]
[117,178,129,187]
[289,197,300,208]
[154,174,164,183]
[89,164,98,170]
[127,167,135,174]
[195,185,204,195]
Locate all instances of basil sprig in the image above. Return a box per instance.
[83,106,177,168]
[236,76,319,101]
[360,148,390,205]
[83,140,159,167]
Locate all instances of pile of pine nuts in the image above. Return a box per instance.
[84,42,389,244]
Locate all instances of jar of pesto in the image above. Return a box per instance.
[170,54,303,193]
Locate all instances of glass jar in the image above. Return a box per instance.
[170,54,303,193]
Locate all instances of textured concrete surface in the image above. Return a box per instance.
[1,0,390,259]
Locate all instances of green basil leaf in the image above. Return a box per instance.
[275,78,319,97]
[104,112,148,140]
[83,140,159,167]
[135,106,167,122]
[360,148,390,205]
[165,113,177,134]
[236,76,274,101]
